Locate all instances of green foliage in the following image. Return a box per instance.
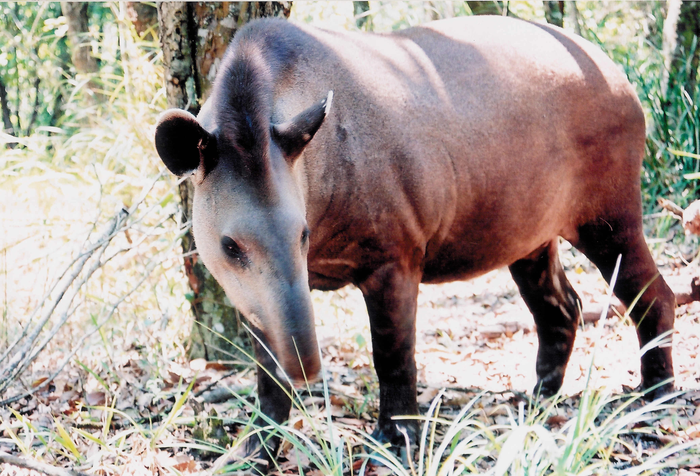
[637,43,700,211]
[577,2,700,215]
[290,1,474,33]
[0,3,69,136]
[215,360,697,475]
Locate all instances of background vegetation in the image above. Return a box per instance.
[1,2,699,475]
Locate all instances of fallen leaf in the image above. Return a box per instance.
[336,417,365,427]
[417,387,441,404]
[190,358,207,371]
[31,377,49,388]
[173,458,198,472]
[680,423,700,440]
[85,391,106,406]
[205,361,231,371]
[60,390,79,403]
[330,394,348,407]
[546,414,569,427]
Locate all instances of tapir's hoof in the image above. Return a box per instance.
[533,374,564,399]
[640,378,675,401]
[367,422,418,467]
[215,437,276,475]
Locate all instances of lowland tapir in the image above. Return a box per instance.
[155,15,675,465]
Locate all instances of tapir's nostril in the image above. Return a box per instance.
[275,352,321,387]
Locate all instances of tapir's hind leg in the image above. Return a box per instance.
[509,239,582,397]
[575,218,675,396]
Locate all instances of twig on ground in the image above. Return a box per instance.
[0,227,104,368]
[0,209,128,395]
[0,243,171,406]
[658,197,684,219]
[198,383,252,404]
[0,453,91,476]
[0,170,174,400]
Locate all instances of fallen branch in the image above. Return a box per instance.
[658,197,684,220]
[0,208,128,395]
[0,452,91,476]
[198,382,252,404]
[0,170,175,401]
[0,235,178,406]
[0,226,107,368]
[658,197,700,237]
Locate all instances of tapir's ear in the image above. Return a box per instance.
[155,109,216,177]
[272,91,333,164]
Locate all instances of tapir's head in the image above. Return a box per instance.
[154,85,332,385]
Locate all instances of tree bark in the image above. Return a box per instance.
[661,0,700,105]
[126,2,158,38]
[61,3,98,75]
[353,1,372,30]
[0,76,15,137]
[568,1,583,36]
[24,77,41,137]
[661,0,682,100]
[543,1,564,28]
[466,1,503,16]
[157,2,291,361]
[675,1,700,97]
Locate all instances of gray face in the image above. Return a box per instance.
[190,141,320,384]
[154,93,333,384]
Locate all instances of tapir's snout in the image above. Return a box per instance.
[276,340,321,387]
[264,278,321,386]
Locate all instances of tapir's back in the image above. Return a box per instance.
[225,16,646,285]
[387,17,646,281]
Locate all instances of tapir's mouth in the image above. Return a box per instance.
[246,276,319,386]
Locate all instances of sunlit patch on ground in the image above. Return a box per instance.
[312,257,700,401]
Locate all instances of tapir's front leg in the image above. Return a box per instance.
[359,262,422,449]
[243,330,293,468]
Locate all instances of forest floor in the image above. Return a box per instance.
[2,242,700,475]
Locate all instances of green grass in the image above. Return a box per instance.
[203,366,697,476]
[195,317,697,476]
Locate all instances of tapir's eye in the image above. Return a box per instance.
[301,227,310,248]
[221,236,249,267]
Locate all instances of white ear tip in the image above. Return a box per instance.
[156,108,196,126]
[324,91,334,115]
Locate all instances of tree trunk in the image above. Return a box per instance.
[353,2,372,30]
[157,2,291,361]
[61,3,98,75]
[661,0,700,105]
[675,1,700,97]
[661,0,683,100]
[568,1,583,36]
[23,77,41,136]
[543,1,564,28]
[466,1,503,16]
[0,77,14,137]
[126,2,158,38]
